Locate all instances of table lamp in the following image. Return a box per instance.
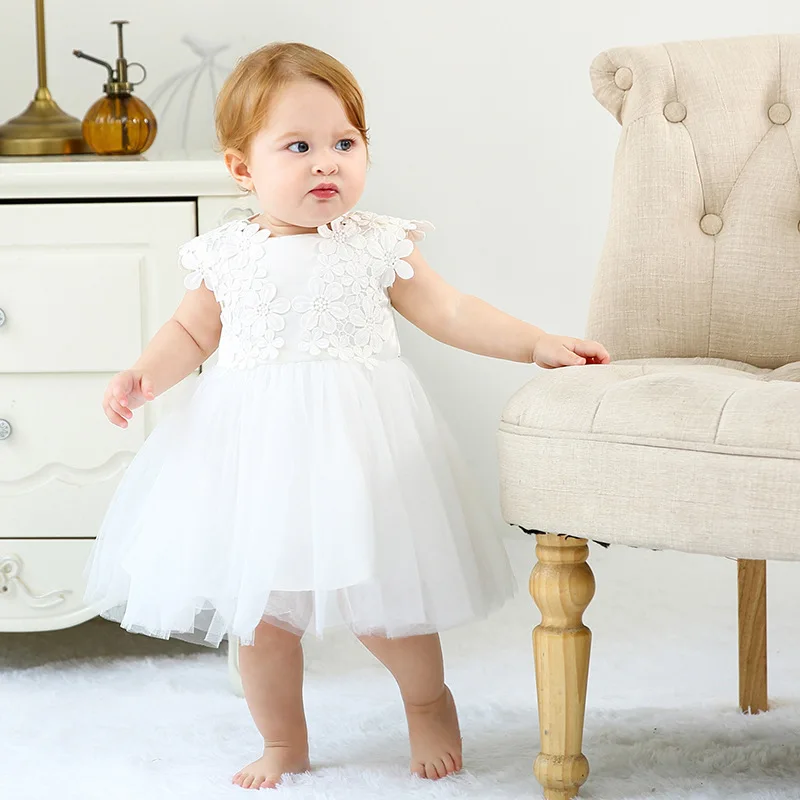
[0,0,90,156]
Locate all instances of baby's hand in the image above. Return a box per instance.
[103,370,156,428]
[533,334,611,369]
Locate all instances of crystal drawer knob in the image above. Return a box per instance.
[0,420,11,440]
[0,308,5,327]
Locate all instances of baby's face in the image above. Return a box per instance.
[244,79,367,231]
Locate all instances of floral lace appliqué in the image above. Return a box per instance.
[299,212,434,368]
[180,211,432,370]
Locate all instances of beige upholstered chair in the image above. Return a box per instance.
[497,34,800,799]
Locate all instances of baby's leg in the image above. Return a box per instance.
[358,633,462,780]
[233,619,310,789]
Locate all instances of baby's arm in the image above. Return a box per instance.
[388,247,610,368]
[133,285,222,394]
[103,286,222,427]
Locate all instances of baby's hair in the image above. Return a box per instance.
[215,42,370,158]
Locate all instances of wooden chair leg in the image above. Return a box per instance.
[530,534,595,800]
[738,559,767,714]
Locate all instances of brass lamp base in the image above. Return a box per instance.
[0,88,91,156]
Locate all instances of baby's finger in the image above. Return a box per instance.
[140,376,156,401]
[112,384,130,408]
[562,345,586,366]
[574,340,611,363]
[109,397,132,423]
[103,403,128,428]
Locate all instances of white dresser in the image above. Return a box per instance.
[0,156,254,693]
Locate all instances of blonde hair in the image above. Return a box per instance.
[215,42,369,157]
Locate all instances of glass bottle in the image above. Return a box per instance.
[73,20,157,156]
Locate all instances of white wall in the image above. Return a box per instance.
[2,1,798,605]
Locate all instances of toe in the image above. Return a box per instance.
[442,753,456,775]
[412,762,426,779]
[242,775,254,789]
[435,759,449,779]
[251,776,265,789]
[424,762,439,780]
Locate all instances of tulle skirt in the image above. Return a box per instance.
[82,356,516,647]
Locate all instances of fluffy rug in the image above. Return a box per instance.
[4,541,800,800]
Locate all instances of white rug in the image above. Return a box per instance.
[4,541,800,800]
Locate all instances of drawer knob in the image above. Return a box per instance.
[0,419,11,440]
[0,308,5,327]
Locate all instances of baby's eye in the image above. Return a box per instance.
[287,141,309,153]
[335,139,354,152]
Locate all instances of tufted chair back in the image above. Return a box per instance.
[586,34,800,370]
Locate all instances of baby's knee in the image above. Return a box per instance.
[247,617,304,650]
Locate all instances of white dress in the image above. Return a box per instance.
[82,210,516,646]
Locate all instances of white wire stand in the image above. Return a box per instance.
[145,36,233,153]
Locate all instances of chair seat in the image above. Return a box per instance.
[497,358,800,560]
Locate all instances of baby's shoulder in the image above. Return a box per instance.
[178,219,268,291]
[340,210,434,243]
[178,218,254,260]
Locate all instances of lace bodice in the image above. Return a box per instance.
[179,210,433,370]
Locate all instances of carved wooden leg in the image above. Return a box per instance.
[530,534,595,800]
[737,559,767,714]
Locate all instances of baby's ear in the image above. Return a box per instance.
[223,148,254,193]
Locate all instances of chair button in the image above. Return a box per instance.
[700,213,723,235]
[664,101,687,123]
[768,102,791,124]
[614,67,633,90]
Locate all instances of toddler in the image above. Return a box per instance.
[84,41,610,790]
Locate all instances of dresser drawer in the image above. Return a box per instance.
[0,538,97,631]
[0,371,196,538]
[0,201,195,372]
[0,372,145,482]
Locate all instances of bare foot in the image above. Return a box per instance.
[232,745,311,790]
[405,685,463,780]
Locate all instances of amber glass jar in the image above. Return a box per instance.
[82,93,157,156]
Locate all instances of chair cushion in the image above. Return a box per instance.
[497,359,800,560]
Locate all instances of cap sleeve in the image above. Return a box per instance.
[351,212,434,286]
[397,217,434,243]
[178,233,218,293]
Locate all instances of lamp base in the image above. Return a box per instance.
[0,88,91,156]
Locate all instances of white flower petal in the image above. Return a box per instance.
[393,239,414,259]
[263,283,278,303]
[320,238,338,256]
[381,269,397,288]
[324,282,344,301]
[319,311,337,334]
[267,313,286,332]
[271,297,291,314]
[302,310,319,330]
[250,317,267,338]
[394,259,415,280]
[329,302,349,320]
[184,271,203,290]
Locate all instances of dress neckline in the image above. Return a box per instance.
[245,213,331,240]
